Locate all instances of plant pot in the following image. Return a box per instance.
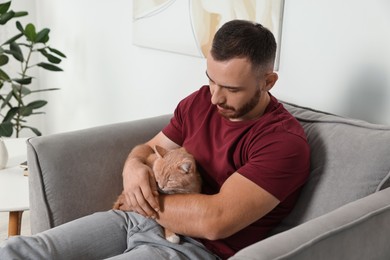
[0,138,9,169]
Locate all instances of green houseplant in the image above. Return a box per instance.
[0,1,66,137]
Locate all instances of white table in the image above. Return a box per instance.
[0,138,28,237]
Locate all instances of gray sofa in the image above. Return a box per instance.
[27,102,390,259]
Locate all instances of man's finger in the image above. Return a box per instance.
[141,177,160,213]
[135,187,158,217]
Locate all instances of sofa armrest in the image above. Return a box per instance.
[27,115,171,234]
[230,187,390,260]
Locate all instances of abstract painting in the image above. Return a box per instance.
[133,0,285,69]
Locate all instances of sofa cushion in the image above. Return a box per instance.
[271,101,390,234]
[231,187,390,260]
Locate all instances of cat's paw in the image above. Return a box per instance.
[166,234,180,244]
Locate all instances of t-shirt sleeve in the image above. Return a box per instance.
[162,105,185,146]
[162,90,199,146]
[237,132,310,202]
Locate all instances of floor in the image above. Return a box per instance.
[0,211,31,242]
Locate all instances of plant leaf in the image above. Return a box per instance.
[0,10,14,25]
[39,48,61,63]
[0,54,8,66]
[16,21,24,32]
[3,49,22,58]
[22,86,31,95]
[10,42,24,61]
[0,2,11,15]
[3,107,18,122]
[13,11,28,18]
[31,87,60,93]
[0,122,13,137]
[11,87,23,103]
[48,47,66,58]
[2,32,23,45]
[24,23,36,42]
[46,53,61,64]
[22,126,41,136]
[12,84,31,96]
[27,100,47,109]
[0,68,10,80]
[38,48,48,55]
[18,106,33,117]
[32,112,45,115]
[36,28,50,43]
[13,77,32,85]
[37,62,63,71]
[0,91,13,109]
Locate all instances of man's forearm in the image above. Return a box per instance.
[156,193,225,240]
[155,173,280,241]
[125,144,154,165]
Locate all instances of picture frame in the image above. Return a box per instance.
[133,0,285,70]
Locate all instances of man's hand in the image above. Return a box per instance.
[120,132,180,218]
[122,158,160,218]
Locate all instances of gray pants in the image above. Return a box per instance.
[0,210,218,260]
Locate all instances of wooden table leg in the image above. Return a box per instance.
[8,211,24,237]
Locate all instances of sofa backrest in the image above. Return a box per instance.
[271,101,390,235]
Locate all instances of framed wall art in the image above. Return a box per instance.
[133,0,285,69]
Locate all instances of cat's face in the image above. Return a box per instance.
[153,146,201,194]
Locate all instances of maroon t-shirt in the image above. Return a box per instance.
[162,86,310,259]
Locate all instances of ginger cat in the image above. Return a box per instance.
[113,145,201,243]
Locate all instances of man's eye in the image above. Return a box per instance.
[228,88,239,93]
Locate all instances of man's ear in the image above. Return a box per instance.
[263,72,278,92]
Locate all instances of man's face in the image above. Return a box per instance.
[206,55,269,121]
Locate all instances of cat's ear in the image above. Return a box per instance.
[181,162,192,173]
[154,145,168,158]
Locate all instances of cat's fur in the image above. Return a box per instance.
[113,145,201,243]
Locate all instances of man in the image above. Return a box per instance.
[0,20,310,260]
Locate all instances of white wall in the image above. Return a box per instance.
[9,0,390,136]
[35,0,206,135]
[274,0,390,125]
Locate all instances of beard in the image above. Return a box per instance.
[218,87,261,119]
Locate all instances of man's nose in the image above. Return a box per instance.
[210,86,225,105]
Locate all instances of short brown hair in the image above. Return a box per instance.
[211,20,277,71]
